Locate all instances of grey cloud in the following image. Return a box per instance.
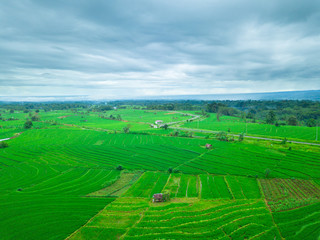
[1,0,320,98]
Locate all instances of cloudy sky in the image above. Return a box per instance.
[1,0,320,99]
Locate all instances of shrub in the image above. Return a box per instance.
[306,119,316,127]
[161,124,169,130]
[287,116,298,126]
[31,115,40,121]
[0,141,8,148]
[216,131,228,141]
[116,165,124,171]
[123,125,131,134]
[24,120,33,129]
[265,168,271,178]
[238,133,244,142]
[281,138,287,145]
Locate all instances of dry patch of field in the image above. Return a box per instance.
[164,112,177,115]
[259,178,320,211]
[58,115,71,119]
[88,172,142,197]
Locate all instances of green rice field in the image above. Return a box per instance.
[0,108,319,239]
[182,113,320,142]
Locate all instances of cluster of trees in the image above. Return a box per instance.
[145,102,202,111]
[215,131,244,142]
[100,114,122,121]
[0,102,91,112]
[222,100,320,127]
[265,110,317,127]
[24,120,33,129]
[108,100,204,111]
[122,125,131,133]
[206,102,239,117]
[91,105,113,112]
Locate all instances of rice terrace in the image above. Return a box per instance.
[0,101,319,240]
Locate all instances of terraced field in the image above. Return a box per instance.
[260,178,320,211]
[182,113,320,142]
[0,195,115,240]
[1,108,320,239]
[69,198,281,240]
[66,172,320,240]
[124,172,169,198]
[89,171,143,197]
[177,141,320,178]
[273,202,320,240]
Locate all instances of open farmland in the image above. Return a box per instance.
[182,113,320,142]
[273,202,320,240]
[0,194,115,240]
[0,107,320,239]
[69,198,281,240]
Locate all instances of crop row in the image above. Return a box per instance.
[178,140,320,178]
[88,171,143,197]
[122,172,261,200]
[259,178,320,211]
[1,129,210,172]
[127,199,280,239]
[182,113,319,141]
[68,198,149,240]
[0,194,114,240]
[4,128,319,179]
[260,178,320,202]
[68,198,281,240]
[123,172,169,198]
[273,202,320,240]
[0,161,120,196]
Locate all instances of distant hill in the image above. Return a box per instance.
[143,90,320,101]
[1,90,319,102]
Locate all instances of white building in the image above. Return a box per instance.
[155,120,163,125]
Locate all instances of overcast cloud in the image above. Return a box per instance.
[1,0,320,99]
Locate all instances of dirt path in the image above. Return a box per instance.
[0,132,23,142]
[0,138,10,142]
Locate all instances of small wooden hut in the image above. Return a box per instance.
[152,193,169,202]
[205,143,213,149]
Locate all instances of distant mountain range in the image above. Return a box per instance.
[1,90,319,102]
[142,90,320,101]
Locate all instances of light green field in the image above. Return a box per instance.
[70,198,281,240]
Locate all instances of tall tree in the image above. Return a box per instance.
[266,110,276,124]
[287,116,298,126]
